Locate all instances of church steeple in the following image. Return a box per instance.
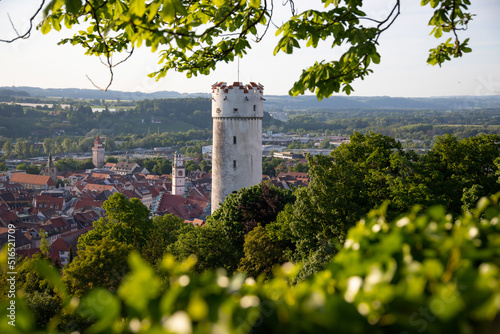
[43,153,57,183]
[48,153,54,168]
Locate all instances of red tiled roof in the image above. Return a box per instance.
[277,172,309,179]
[74,199,104,210]
[122,189,140,199]
[83,183,116,192]
[1,182,24,191]
[60,228,89,251]
[35,195,64,210]
[0,211,18,224]
[149,187,159,198]
[156,194,209,220]
[184,218,205,226]
[10,173,55,186]
[91,172,113,179]
[17,248,41,259]
[47,217,67,228]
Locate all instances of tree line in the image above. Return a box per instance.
[282,108,500,146]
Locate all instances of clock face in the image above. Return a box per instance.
[177,170,183,176]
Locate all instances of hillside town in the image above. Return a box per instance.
[0,135,309,266]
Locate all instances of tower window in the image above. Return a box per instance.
[233,108,238,112]
[233,136,237,144]
[233,160,237,169]
[253,105,256,111]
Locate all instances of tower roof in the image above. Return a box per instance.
[93,135,104,149]
[211,81,264,94]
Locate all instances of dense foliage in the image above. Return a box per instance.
[39,0,472,98]
[268,133,500,279]
[2,195,500,333]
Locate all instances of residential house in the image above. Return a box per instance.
[155,194,210,220]
[33,195,66,214]
[111,162,148,176]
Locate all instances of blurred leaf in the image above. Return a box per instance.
[118,252,161,312]
[78,288,121,333]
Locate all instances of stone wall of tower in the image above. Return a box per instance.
[211,82,264,213]
[92,135,105,168]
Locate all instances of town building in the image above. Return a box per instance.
[9,173,56,190]
[110,161,148,175]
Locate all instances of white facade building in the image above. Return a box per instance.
[211,82,264,213]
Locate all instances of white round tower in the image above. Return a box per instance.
[211,82,264,213]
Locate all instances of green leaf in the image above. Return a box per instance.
[173,0,188,16]
[50,16,62,32]
[430,0,440,8]
[114,0,128,19]
[39,19,52,35]
[147,0,162,22]
[118,252,162,312]
[78,288,121,333]
[129,0,147,17]
[249,0,261,9]
[160,0,176,22]
[34,259,68,299]
[43,0,64,16]
[64,0,82,15]
[433,26,443,38]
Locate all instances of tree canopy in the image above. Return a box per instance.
[3,194,500,333]
[35,0,473,98]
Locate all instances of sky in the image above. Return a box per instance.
[0,0,499,97]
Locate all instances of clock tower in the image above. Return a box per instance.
[172,152,186,196]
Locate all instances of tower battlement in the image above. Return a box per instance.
[211,82,264,118]
[211,81,264,94]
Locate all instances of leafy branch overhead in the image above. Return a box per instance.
[36,0,473,98]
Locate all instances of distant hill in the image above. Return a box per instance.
[1,86,500,111]
[0,86,209,100]
[264,95,500,111]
